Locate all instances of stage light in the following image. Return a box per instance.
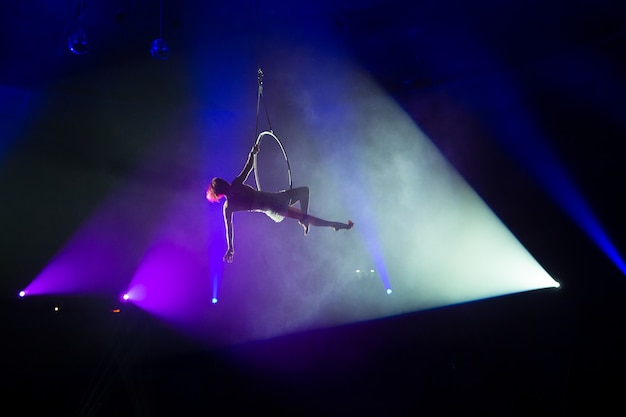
[122,293,130,301]
[212,273,221,306]
[68,28,90,55]
[355,269,361,273]
[18,290,25,298]
[150,38,171,60]
[54,305,60,312]
[386,289,392,295]
[150,0,170,60]
[370,269,375,273]
[68,1,90,55]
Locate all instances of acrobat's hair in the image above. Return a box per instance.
[206,177,230,202]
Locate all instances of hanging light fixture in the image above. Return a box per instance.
[150,0,171,60]
[68,0,90,55]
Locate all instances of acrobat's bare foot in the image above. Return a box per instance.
[334,220,354,231]
[299,216,310,236]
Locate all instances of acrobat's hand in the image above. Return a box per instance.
[223,248,234,263]
[251,143,260,155]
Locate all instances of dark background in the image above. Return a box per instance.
[2,1,626,415]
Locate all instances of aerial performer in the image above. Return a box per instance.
[206,143,354,263]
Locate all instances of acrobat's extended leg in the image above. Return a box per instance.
[286,186,309,215]
[284,206,353,235]
[286,187,311,235]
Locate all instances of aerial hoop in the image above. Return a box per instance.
[253,130,292,192]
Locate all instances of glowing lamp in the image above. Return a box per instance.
[150,38,170,60]
[68,28,90,55]
[151,0,170,60]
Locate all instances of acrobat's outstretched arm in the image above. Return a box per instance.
[223,203,235,263]
[232,144,260,185]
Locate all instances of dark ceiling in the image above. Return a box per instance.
[2,0,626,415]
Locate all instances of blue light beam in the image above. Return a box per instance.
[487,77,626,275]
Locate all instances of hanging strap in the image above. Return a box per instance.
[255,67,273,137]
[252,68,292,191]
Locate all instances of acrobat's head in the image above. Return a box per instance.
[206,177,230,202]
